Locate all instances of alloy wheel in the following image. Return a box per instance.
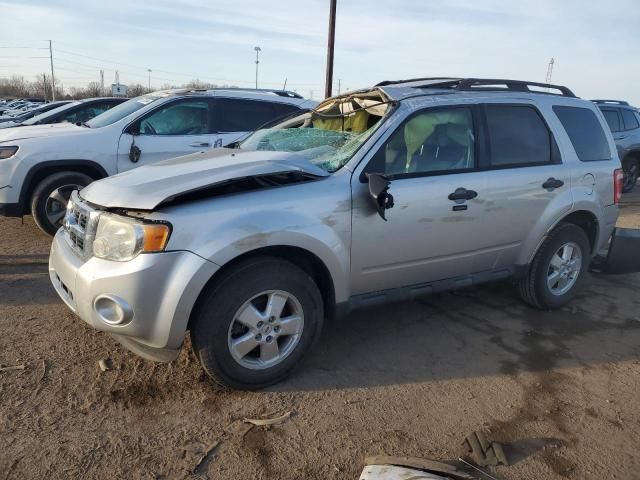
[547,241,582,296]
[227,290,304,370]
[45,184,80,227]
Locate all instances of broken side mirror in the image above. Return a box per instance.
[366,173,394,221]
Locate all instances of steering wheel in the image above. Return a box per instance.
[257,137,276,151]
[141,122,156,135]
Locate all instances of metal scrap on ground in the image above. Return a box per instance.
[242,411,292,426]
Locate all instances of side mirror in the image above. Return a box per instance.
[366,173,394,221]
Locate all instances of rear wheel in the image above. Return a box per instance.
[622,157,639,193]
[518,223,590,309]
[190,256,324,390]
[30,171,93,236]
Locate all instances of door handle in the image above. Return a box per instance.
[448,187,478,201]
[189,142,211,148]
[542,177,564,190]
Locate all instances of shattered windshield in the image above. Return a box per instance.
[240,92,392,173]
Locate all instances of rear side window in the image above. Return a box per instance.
[601,109,621,132]
[622,109,640,130]
[553,106,611,162]
[217,99,297,132]
[485,105,552,167]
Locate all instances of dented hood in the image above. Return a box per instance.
[80,148,330,210]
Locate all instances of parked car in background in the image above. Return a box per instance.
[0,88,315,234]
[49,78,623,389]
[0,97,125,129]
[0,98,44,115]
[0,101,71,125]
[594,100,640,192]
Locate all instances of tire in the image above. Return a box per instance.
[622,157,639,193]
[30,171,93,236]
[518,223,591,310]
[190,256,324,390]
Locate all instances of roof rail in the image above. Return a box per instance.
[591,99,630,106]
[184,87,303,99]
[377,77,577,98]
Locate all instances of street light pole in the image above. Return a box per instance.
[324,0,337,98]
[254,46,261,89]
[147,69,152,91]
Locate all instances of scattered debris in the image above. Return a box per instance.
[462,431,508,467]
[0,364,26,372]
[192,440,221,475]
[98,358,113,372]
[243,411,292,426]
[360,464,450,479]
[364,456,473,480]
[458,458,502,480]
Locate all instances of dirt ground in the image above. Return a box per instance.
[1,191,640,480]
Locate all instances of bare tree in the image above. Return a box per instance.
[127,83,147,97]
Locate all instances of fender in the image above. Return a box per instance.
[17,159,109,214]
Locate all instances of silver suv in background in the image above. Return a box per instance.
[593,100,640,192]
[49,78,624,389]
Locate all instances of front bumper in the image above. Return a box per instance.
[49,229,219,361]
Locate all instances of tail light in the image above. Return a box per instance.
[614,168,624,204]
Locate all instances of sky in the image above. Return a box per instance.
[0,0,639,103]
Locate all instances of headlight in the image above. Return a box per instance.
[92,214,171,262]
[0,146,18,159]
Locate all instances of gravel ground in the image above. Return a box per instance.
[1,191,639,480]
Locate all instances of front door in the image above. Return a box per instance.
[351,106,494,295]
[117,98,217,172]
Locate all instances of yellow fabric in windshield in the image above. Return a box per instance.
[313,111,370,133]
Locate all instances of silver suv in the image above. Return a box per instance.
[49,78,623,389]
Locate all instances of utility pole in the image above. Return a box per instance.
[324,0,337,98]
[337,78,342,95]
[254,46,261,89]
[43,73,47,102]
[147,69,152,91]
[49,40,56,101]
[545,58,555,84]
[100,70,104,96]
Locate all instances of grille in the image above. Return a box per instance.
[64,191,100,259]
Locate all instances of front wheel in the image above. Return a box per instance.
[190,257,324,390]
[518,223,590,309]
[30,171,93,236]
[622,157,639,193]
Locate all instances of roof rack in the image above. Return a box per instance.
[184,87,303,99]
[591,99,630,106]
[376,77,577,98]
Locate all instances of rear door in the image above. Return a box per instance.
[116,98,217,172]
[479,102,571,269]
[213,98,300,147]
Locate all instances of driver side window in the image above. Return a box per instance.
[138,100,210,135]
[366,107,475,176]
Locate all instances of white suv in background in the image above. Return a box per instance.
[0,88,315,234]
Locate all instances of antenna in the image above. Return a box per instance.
[545,58,555,84]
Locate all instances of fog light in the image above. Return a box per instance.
[93,295,133,326]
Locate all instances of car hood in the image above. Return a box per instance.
[80,148,330,210]
[0,122,87,143]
